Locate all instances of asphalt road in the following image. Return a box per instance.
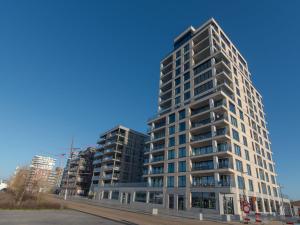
[0,210,126,225]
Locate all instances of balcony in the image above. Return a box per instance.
[217,143,231,152]
[151,156,164,163]
[104,149,114,154]
[191,118,211,129]
[94,151,103,158]
[192,161,214,171]
[192,145,213,156]
[151,168,164,174]
[191,132,212,142]
[214,99,227,108]
[191,104,210,116]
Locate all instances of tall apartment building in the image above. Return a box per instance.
[60,147,95,196]
[144,18,284,215]
[89,125,147,197]
[27,155,56,192]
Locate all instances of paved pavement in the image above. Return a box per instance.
[0,210,125,225]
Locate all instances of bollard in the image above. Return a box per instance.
[199,213,203,221]
[152,208,158,215]
[222,214,231,222]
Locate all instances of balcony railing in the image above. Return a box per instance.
[192,145,213,156]
[217,143,230,152]
[191,118,211,128]
[191,105,210,116]
[191,132,212,142]
[151,156,164,162]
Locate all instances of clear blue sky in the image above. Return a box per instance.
[0,0,299,199]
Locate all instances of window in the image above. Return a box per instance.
[169,125,175,135]
[178,175,186,187]
[234,144,241,156]
[237,176,245,189]
[175,77,181,85]
[179,134,186,145]
[179,122,186,132]
[175,96,180,105]
[169,137,175,147]
[245,149,250,161]
[176,50,181,58]
[178,161,186,172]
[191,192,216,209]
[111,191,119,200]
[246,164,252,176]
[184,52,189,61]
[232,129,240,141]
[178,147,186,158]
[168,163,175,173]
[176,58,181,67]
[135,192,147,202]
[184,91,190,101]
[271,175,275,184]
[175,87,181,95]
[231,116,238,127]
[184,44,189,53]
[241,123,246,133]
[273,187,278,197]
[194,80,213,96]
[184,82,190,91]
[176,68,181,76]
[248,180,254,192]
[168,149,175,160]
[236,88,240,96]
[169,114,175,124]
[238,98,242,107]
[183,72,190,81]
[184,62,190,71]
[229,102,236,114]
[239,110,244,120]
[236,159,243,172]
[179,109,185,120]
[243,136,248,146]
[167,176,174,187]
[149,192,163,204]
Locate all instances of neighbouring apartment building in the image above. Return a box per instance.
[60,147,95,196]
[89,18,291,217]
[89,125,147,197]
[27,155,56,192]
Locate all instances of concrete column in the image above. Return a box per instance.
[214,172,220,186]
[209,98,214,108]
[108,190,112,200]
[213,155,219,170]
[212,140,218,153]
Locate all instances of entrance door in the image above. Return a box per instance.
[178,195,185,210]
[127,193,131,204]
[169,195,174,209]
[223,196,234,214]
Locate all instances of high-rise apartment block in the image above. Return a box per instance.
[143,18,283,215]
[27,155,56,192]
[89,125,146,197]
[60,147,95,196]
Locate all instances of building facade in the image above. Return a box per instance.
[142,18,284,215]
[89,125,146,196]
[60,147,95,196]
[27,155,56,192]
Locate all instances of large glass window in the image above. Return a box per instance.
[169,114,175,124]
[135,192,147,202]
[168,163,175,173]
[232,129,240,141]
[247,164,252,176]
[184,91,190,101]
[193,59,211,75]
[167,176,174,187]
[248,179,254,192]
[168,149,175,160]
[179,122,186,132]
[169,125,175,135]
[179,109,185,120]
[229,102,236,114]
[237,176,245,189]
[149,192,163,204]
[191,192,216,209]
[234,144,241,156]
[231,116,238,127]
[194,80,213,96]
[236,159,243,172]
[183,72,190,81]
[178,175,186,187]
[178,147,186,158]
[179,134,186,145]
[178,161,186,172]
[194,70,212,85]
[168,137,175,147]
